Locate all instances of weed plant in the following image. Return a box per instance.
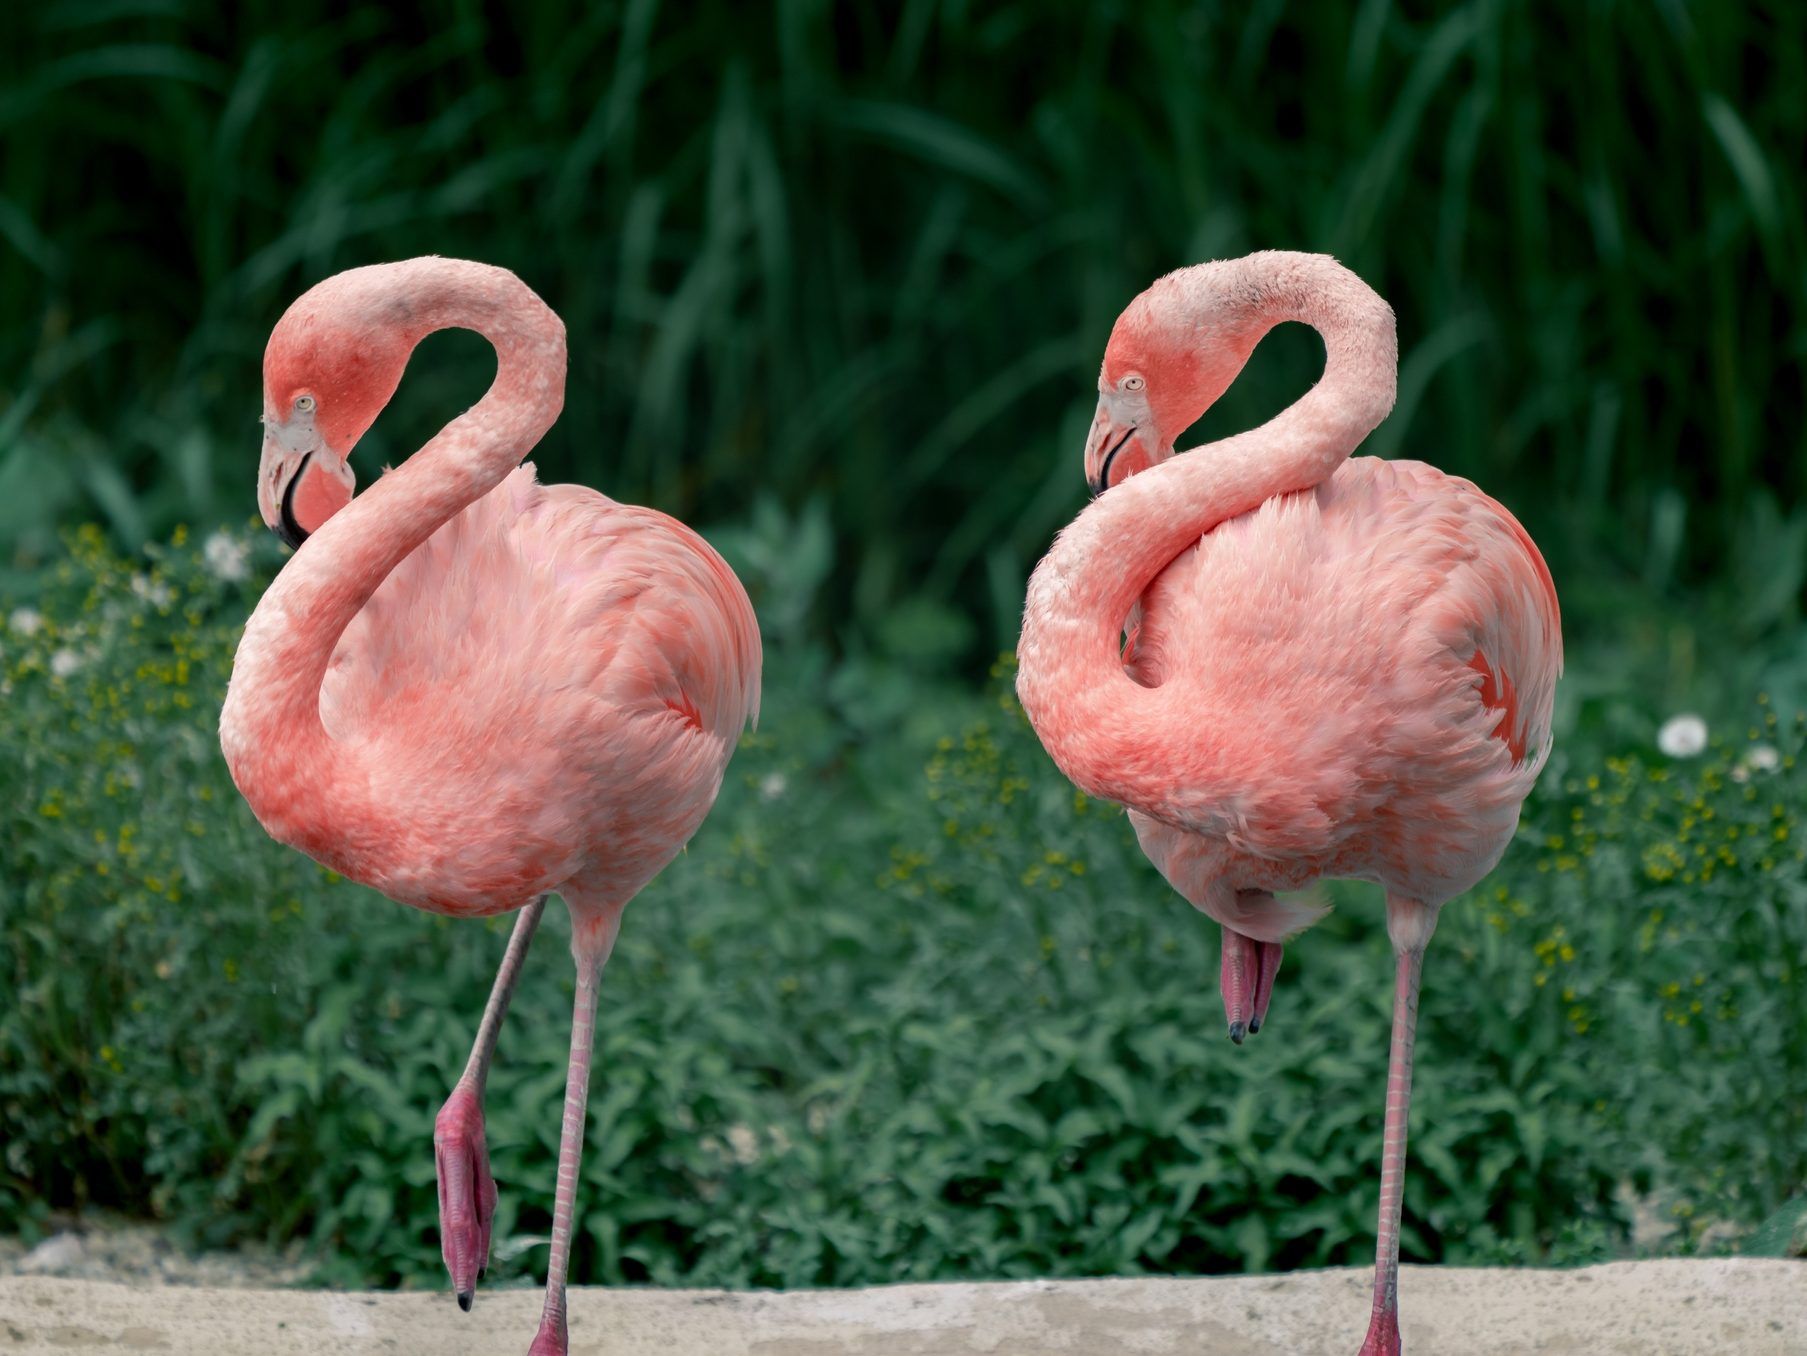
[3,525,1803,1286]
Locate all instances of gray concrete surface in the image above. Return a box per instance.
[1,1260,1802,1355]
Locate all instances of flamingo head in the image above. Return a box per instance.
[258,268,425,548]
[1084,264,1261,496]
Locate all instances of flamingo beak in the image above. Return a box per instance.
[258,429,320,549]
[275,453,314,550]
[1083,395,1158,497]
[257,412,352,550]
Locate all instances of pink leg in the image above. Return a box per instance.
[528,907,622,1356]
[437,896,546,1309]
[1219,928,1284,1042]
[1359,907,1432,1356]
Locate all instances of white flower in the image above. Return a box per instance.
[8,607,42,636]
[49,648,84,678]
[130,573,175,608]
[1657,713,1708,758]
[1732,741,1779,783]
[759,772,788,801]
[725,1124,759,1166]
[203,530,250,582]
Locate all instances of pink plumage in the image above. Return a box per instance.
[308,469,758,917]
[220,258,759,1355]
[1016,252,1561,1355]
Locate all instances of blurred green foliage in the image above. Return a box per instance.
[3,1,1805,660]
[3,525,1803,1286]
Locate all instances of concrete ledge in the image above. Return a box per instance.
[1,1260,1801,1355]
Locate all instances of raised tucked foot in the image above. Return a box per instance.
[1357,1306,1401,1355]
[1248,937,1282,1035]
[1220,928,1284,1041]
[434,1082,496,1310]
[526,1312,567,1355]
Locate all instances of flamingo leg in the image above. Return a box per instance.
[437,895,547,1309]
[527,908,621,1356]
[1358,941,1427,1356]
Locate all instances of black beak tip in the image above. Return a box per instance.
[456,1290,473,1313]
[1227,1021,1247,1045]
[275,451,312,550]
[1092,424,1137,498]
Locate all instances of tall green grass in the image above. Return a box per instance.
[2,1,1803,658]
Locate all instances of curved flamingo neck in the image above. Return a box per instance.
[1016,253,1396,815]
[221,261,565,862]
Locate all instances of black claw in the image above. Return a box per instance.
[1247,1015,1262,1035]
[1228,1020,1247,1045]
[478,1266,487,1281]
[457,1290,473,1313]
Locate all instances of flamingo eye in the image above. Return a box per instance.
[294,394,316,413]
[1121,375,1145,392]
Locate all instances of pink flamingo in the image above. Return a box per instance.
[1016,252,1560,1354]
[219,258,760,1356]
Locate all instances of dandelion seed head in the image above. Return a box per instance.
[1657,713,1708,758]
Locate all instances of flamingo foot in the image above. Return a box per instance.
[1358,1305,1402,1355]
[434,1082,496,1310]
[1220,931,1284,1040]
[1248,939,1283,1035]
[526,1313,567,1355]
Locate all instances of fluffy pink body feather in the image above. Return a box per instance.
[1124,455,1558,942]
[310,465,758,917]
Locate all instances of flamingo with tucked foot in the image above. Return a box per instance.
[1016,251,1560,1354]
